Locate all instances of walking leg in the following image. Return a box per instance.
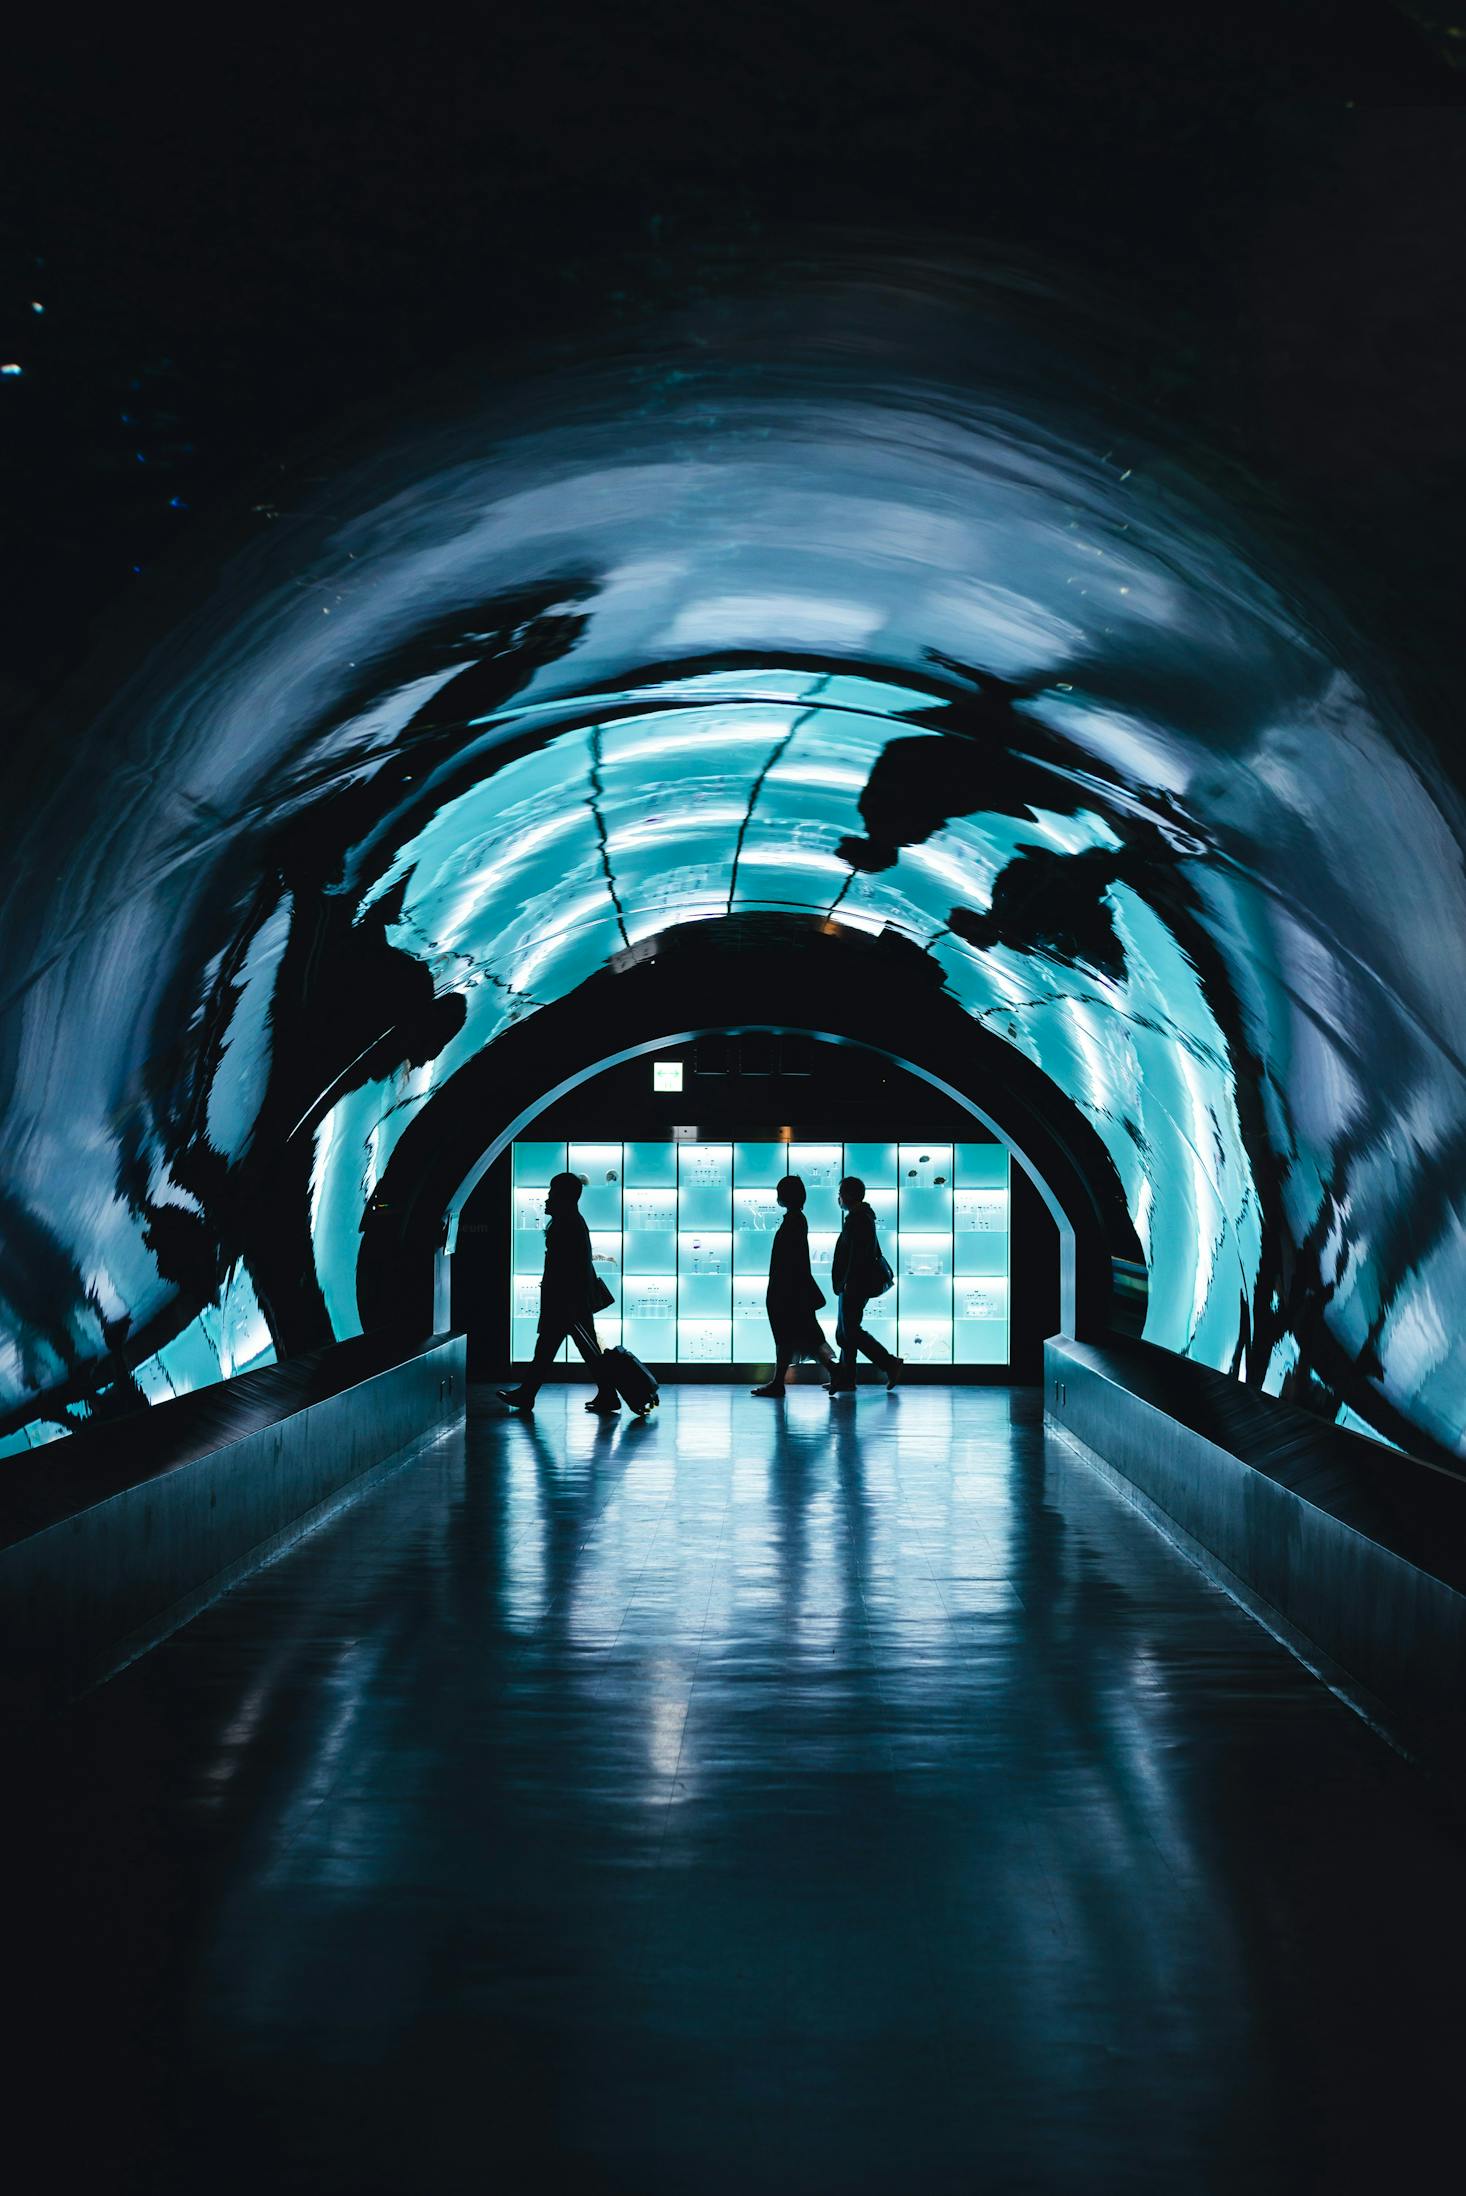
[753,1324,789,1396]
[501,1320,568,1410]
[854,1316,902,1388]
[828,1295,860,1391]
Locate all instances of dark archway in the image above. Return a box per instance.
[357,915,1144,1346]
[451,1037,1065,1382]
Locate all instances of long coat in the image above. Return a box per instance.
[765,1209,827,1354]
[831,1201,886,1300]
[539,1209,605,1326]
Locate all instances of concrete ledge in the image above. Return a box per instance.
[0,1334,465,1709]
[1044,1337,1466,1765]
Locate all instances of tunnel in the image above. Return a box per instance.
[4,243,1466,2191]
[5,265,1464,1463]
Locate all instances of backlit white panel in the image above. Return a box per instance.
[509,1137,1010,1364]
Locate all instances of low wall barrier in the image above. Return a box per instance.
[0,1333,465,1710]
[1045,1335,1466,1770]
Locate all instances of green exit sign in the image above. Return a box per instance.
[653,1060,684,1092]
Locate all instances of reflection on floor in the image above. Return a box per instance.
[12,1386,1465,2193]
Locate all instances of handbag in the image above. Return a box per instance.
[871,1251,895,1299]
[590,1273,615,1313]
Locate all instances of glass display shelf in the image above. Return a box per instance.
[678,1143,733,1187]
[955,1187,1009,1232]
[900,1274,954,1322]
[733,1234,774,1277]
[842,1141,897,1188]
[623,1277,677,1320]
[787,1142,842,1188]
[899,1144,954,1188]
[956,1143,1008,1188]
[624,1318,677,1360]
[733,1141,788,1186]
[623,1229,678,1277]
[512,1192,551,1272]
[955,1321,1007,1365]
[680,1271,733,1320]
[955,1277,1009,1322]
[568,1142,623,1183]
[624,1139,678,1187]
[733,1186,783,1236]
[678,1183,734,1230]
[899,1184,954,1233]
[899,1232,952,1279]
[625,1188,677,1229]
[678,1320,733,1363]
[507,1134,1010,1365]
[513,1140,565,1185]
[899,1317,953,1365]
[577,1182,622,1231]
[678,1231,732,1276]
[956,1231,1008,1278]
[867,1188,898,1232]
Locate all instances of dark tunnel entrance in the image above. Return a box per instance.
[452,1038,1061,1383]
[356,917,1142,1376]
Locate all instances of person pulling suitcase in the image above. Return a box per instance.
[500,1172,622,1414]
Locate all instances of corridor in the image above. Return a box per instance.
[16,1387,1464,2194]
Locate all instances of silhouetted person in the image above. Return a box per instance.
[751,1175,837,1398]
[828,1176,902,1393]
[500,1172,619,1414]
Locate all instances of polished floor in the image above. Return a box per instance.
[13,1386,1466,2193]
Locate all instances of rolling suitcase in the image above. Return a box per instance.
[602,1345,659,1415]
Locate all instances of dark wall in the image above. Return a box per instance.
[9,9,1462,776]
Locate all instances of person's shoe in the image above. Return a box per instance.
[825,1374,856,1396]
[585,1394,621,1414]
[883,1357,905,1391]
[751,1382,786,1398]
[499,1387,534,1412]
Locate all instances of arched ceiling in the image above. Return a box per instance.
[2,263,1463,1460]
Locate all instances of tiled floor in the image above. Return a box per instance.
[13,1386,1465,2193]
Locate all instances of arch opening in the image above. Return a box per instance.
[440,1025,1082,1334]
[443,1029,1073,1385]
[352,916,1144,1357]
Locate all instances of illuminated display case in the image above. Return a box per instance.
[510,1136,1010,1366]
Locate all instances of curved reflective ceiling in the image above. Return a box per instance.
[3,262,1463,1459]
